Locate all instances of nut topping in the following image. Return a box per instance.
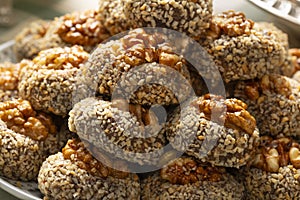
[207,10,254,39]
[0,100,56,141]
[62,139,130,179]
[250,136,300,172]
[56,10,110,46]
[192,94,256,135]
[160,157,225,185]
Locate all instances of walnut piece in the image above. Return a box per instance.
[160,157,225,185]
[250,136,300,172]
[62,139,130,179]
[56,10,110,46]
[192,94,256,135]
[289,48,300,72]
[31,45,89,70]
[207,10,254,39]
[0,62,22,91]
[120,29,184,71]
[0,100,56,141]
[244,75,292,100]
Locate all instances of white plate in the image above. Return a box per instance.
[0,40,43,200]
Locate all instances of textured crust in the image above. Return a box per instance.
[74,28,192,106]
[0,120,61,181]
[38,152,140,200]
[164,96,260,168]
[124,0,213,40]
[18,46,89,116]
[234,74,300,137]
[68,97,166,165]
[141,171,245,200]
[243,166,300,200]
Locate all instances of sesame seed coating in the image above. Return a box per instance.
[68,97,166,165]
[164,95,260,168]
[18,46,89,116]
[38,152,140,200]
[124,0,213,40]
[141,170,245,200]
[234,74,300,137]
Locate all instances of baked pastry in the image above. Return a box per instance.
[14,9,110,60]
[124,0,213,40]
[0,99,61,181]
[75,28,192,106]
[141,156,245,199]
[204,10,286,83]
[244,136,300,199]
[38,139,140,200]
[164,94,260,168]
[18,45,89,116]
[234,74,300,137]
[69,97,166,166]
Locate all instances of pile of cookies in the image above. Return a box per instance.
[0,0,300,199]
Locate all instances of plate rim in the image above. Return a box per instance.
[248,0,300,26]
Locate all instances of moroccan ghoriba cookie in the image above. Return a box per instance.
[68,97,167,166]
[0,99,62,181]
[164,94,260,168]
[141,156,245,199]
[14,9,110,60]
[38,139,140,200]
[0,61,25,101]
[124,0,213,40]
[204,10,286,83]
[18,45,89,117]
[74,28,193,106]
[243,136,300,199]
[234,74,300,137]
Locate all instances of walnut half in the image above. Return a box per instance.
[250,136,300,172]
[192,94,256,135]
[62,139,130,179]
[160,157,225,185]
[0,100,56,141]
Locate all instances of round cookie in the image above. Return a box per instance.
[164,94,260,168]
[14,9,110,61]
[75,28,193,106]
[69,97,166,166]
[244,137,300,199]
[204,10,286,83]
[0,99,61,181]
[141,156,245,199]
[38,139,140,200]
[234,74,300,137]
[18,45,89,116]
